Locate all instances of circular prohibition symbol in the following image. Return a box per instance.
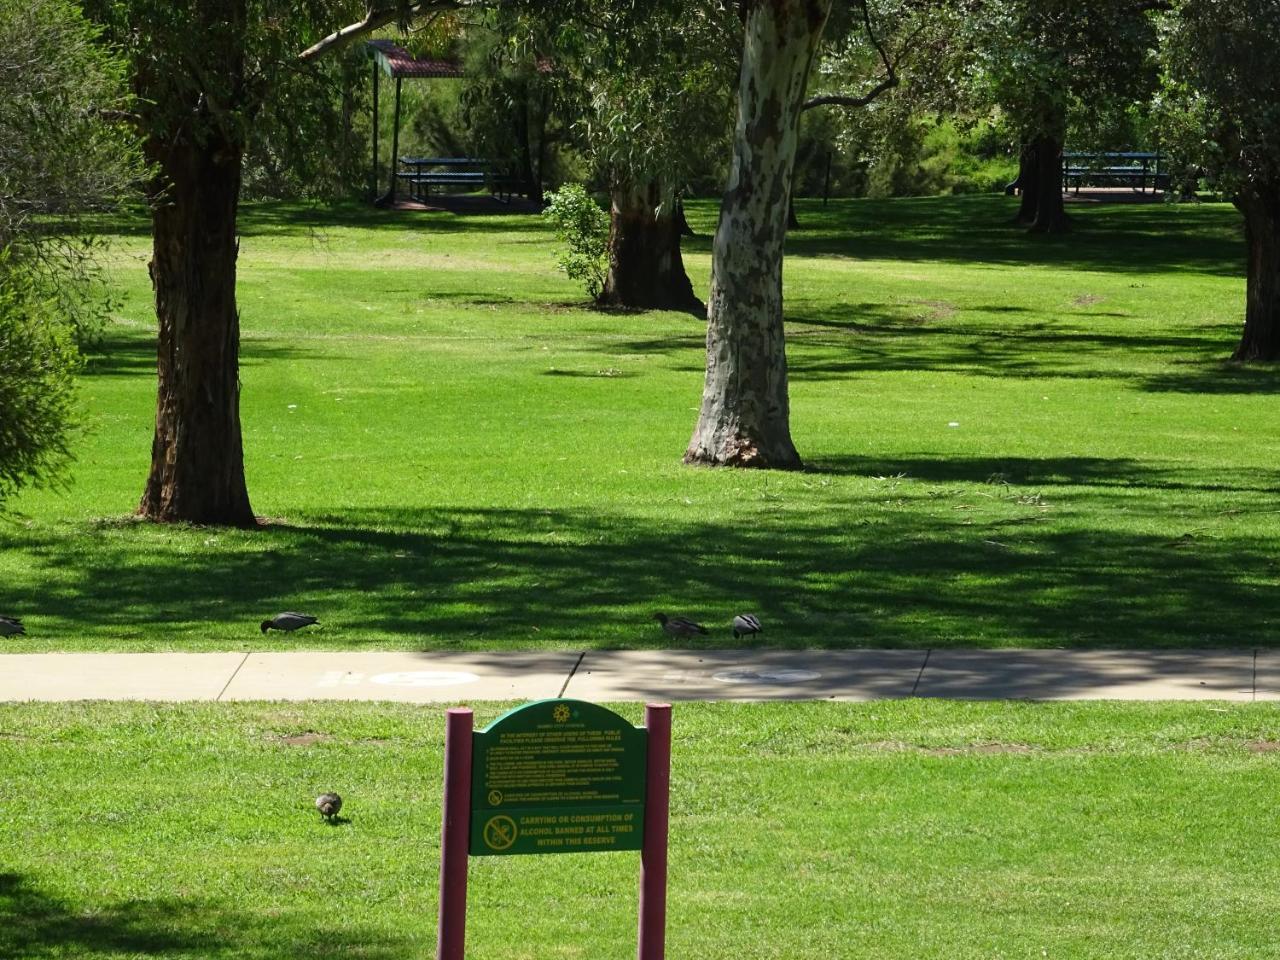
[483,815,518,851]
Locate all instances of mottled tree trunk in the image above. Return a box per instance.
[1028,132,1069,234]
[138,0,255,527]
[685,0,831,469]
[600,180,703,315]
[1232,185,1280,361]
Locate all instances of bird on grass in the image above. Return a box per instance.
[0,616,24,637]
[732,614,762,639]
[315,792,343,823]
[654,613,708,639]
[260,612,318,634]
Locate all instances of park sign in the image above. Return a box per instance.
[469,699,647,856]
[435,699,672,960]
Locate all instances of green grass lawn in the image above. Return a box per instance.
[2,699,1278,959]
[3,194,1278,651]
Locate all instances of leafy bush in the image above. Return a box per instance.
[542,184,609,299]
[0,259,80,509]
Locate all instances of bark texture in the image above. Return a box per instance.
[138,0,255,526]
[1233,185,1280,361]
[599,180,703,315]
[685,0,831,469]
[1027,132,1069,234]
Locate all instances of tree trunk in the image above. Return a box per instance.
[685,0,830,469]
[1011,140,1039,225]
[138,1,255,527]
[1232,186,1280,361]
[1028,132,1069,234]
[599,180,704,315]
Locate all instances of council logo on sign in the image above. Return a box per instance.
[552,703,571,723]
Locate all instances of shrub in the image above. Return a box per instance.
[0,258,81,509]
[542,184,610,299]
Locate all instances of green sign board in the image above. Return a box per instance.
[469,699,648,856]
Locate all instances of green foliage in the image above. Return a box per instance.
[968,0,1159,142]
[457,18,564,201]
[0,0,138,345]
[0,0,138,509]
[564,1,738,191]
[1159,0,1280,199]
[0,0,137,241]
[0,262,81,510]
[541,183,609,297]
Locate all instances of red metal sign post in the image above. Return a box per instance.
[434,700,671,959]
[436,707,473,960]
[637,702,672,960]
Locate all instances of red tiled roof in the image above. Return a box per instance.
[368,40,464,79]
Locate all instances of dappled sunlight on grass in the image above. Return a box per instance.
[5,195,1273,652]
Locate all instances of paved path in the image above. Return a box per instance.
[0,648,1274,702]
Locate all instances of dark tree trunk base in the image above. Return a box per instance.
[1232,187,1280,361]
[1027,133,1069,234]
[600,182,705,317]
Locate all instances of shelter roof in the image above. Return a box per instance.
[367,40,464,79]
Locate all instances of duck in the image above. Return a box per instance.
[0,616,24,637]
[315,792,343,822]
[732,614,762,639]
[654,613,708,639]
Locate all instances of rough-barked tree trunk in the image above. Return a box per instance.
[1028,131,1069,234]
[1232,184,1280,361]
[599,179,703,315]
[137,0,255,527]
[685,0,831,469]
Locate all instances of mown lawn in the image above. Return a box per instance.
[2,699,1278,959]
[3,194,1278,651]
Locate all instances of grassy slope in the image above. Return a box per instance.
[3,195,1278,651]
[2,700,1278,959]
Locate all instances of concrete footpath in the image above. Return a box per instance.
[0,648,1275,702]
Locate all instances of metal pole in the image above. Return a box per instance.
[637,703,672,960]
[371,64,380,201]
[387,76,403,203]
[436,708,473,960]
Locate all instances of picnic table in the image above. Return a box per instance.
[1062,151,1169,194]
[395,157,520,202]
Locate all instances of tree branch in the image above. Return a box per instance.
[803,73,897,111]
[802,0,917,113]
[297,2,464,64]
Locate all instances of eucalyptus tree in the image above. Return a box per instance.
[1161,0,1280,361]
[683,0,834,468]
[0,0,137,510]
[684,0,943,468]
[971,0,1158,233]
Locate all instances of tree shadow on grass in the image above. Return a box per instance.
[81,333,337,380]
[0,872,411,959]
[5,461,1280,652]
[776,195,1245,277]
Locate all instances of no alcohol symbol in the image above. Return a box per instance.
[482,815,518,852]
